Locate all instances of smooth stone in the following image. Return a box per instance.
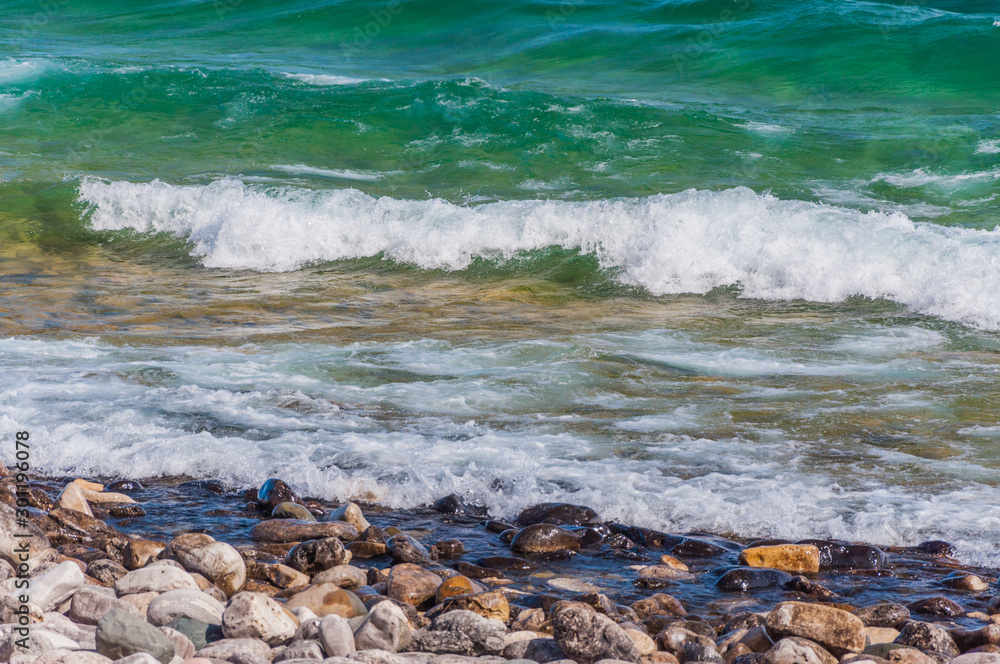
[387,534,432,564]
[626,629,656,656]
[410,609,507,656]
[0,626,78,659]
[432,494,490,517]
[865,628,901,645]
[124,539,166,570]
[510,524,581,556]
[222,591,298,646]
[56,482,94,516]
[119,591,160,618]
[104,654,160,664]
[657,623,716,654]
[636,565,694,587]
[278,639,326,660]
[251,519,358,543]
[437,575,476,602]
[552,603,640,663]
[286,583,368,618]
[951,625,1000,652]
[147,588,226,626]
[503,636,566,662]
[40,610,96,648]
[274,502,317,521]
[69,585,142,625]
[167,617,224,651]
[330,502,371,533]
[717,567,792,592]
[854,604,911,630]
[516,503,601,526]
[942,573,990,592]
[25,650,113,664]
[159,625,196,660]
[549,577,601,593]
[893,622,960,659]
[347,541,388,559]
[438,590,510,622]
[257,562,312,589]
[763,639,823,664]
[659,555,689,571]
[165,533,247,597]
[258,478,300,512]
[287,537,353,574]
[738,545,821,575]
[0,504,52,573]
[798,541,886,570]
[906,597,964,618]
[387,563,443,606]
[432,540,465,559]
[106,479,144,492]
[353,601,410,653]
[952,656,1000,664]
[82,488,136,504]
[196,637,272,661]
[115,565,199,595]
[630,593,687,619]
[88,558,129,586]
[314,614,356,656]
[314,564,367,589]
[29,560,85,611]
[96,608,177,664]
[765,601,865,656]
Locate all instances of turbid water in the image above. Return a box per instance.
[3,1,1000,566]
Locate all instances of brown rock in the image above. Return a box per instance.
[347,541,388,558]
[894,621,960,658]
[251,562,310,589]
[942,574,990,592]
[739,545,821,574]
[387,562,443,605]
[286,536,351,574]
[285,583,367,617]
[123,539,165,570]
[907,597,964,618]
[37,508,130,562]
[951,624,1000,652]
[249,519,358,543]
[439,589,510,622]
[660,555,689,571]
[511,524,581,556]
[311,564,367,589]
[516,503,601,526]
[437,575,477,602]
[765,601,866,656]
[432,539,465,559]
[632,593,688,619]
[56,482,94,517]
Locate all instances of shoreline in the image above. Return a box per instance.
[1,470,998,662]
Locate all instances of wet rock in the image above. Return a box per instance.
[388,534,433,563]
[222,591,297,646]
[552,603,641,663]
[285,583,367,618]
[716,567,792,592]
[251,519,359,543]
[783,576,837,600]
[906,597,964,618]
[251,561,311,589]
[88,558,129,586]
[147,588,226,626]
[504,636,566,662]
[348,541,389,559]
[124,539,165,570]
[82,488,136,505]
[454,561,504,579]
[762,639,823,664]
[913,541,957,557]
[387,563,443,605]
[115,563,199,595]
[312,564,367,589]
[894,621,960,658]
[516,503,601,527]
[854,604,911,630]
[29,560,84,611]
[96,608,176,664]
[106,479,143,492]
[56,482,93,516]
[37,507,131,561]
[109,503,147,518]
[409,609,506,656]
[765,601,866,656]
[329,502,372,532]
[738,545,820,575]
[69,585,142,625]
[631,593,687,619]
[950,625,1000,652]
[258,478,300,512]
[798,541,886,570]
[680,642,725,664]
[287,537,352,574]
[671,538,730,558]
[0,504,51,573]
[437,575,477,602]
[273,502,317,521]
[660,555,689,571]
[942,573,989,592]
[432,494,490,517]
[354,599,411,652]
[196,637,272,662]
[0,628,78,659]
[438,589,510,622]
[432,539,465,559]
[657,623,716,654]
[511,524,582,557]
[480,555,536,570]
[636,565,694,588]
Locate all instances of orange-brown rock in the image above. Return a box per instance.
[387,563,442,605]
[765,601,865,656]
[739,544,821,574]
[284,583,367,618]
[437,575,476,602]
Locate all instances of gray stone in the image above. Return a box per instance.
[503,637,566,662]
[0,626,78,659]
[112,654,162,664]
[222,591,298,646]
[894,621,960,658]
[680,642,725,664]
[763,639,824,664]
[274,502,318,521]
[167,616,223,651]
[195,637,273,662]
[552,604,640,663]
[0,504,51,574]
[854,605,911,630]
[951,656,1000,664]
[353,600,409,652]
[26,649,113,664]
[147,587,226,626]
[96,608,177,664]
[159,625,196,660]
[275,639,326,660]
[30,560,85,611]
[313,565,368,589]
[165,533,247,597]
[765,601,865,657]
[387,534,432,564]
[41,610,97,648]
[114,565,199,595]
[409,609,506,656]
[70,585,143,625]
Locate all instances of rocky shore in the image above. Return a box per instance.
[0,471,998,664]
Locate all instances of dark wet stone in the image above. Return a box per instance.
[895,620,960,658]
[914,541,958,557]
[680,641,725,664]
[798,540,886,569]
[37,507,131,562]
[720,612,765,633]
[566,526,605,548]
[784,575,837,599]
[57,544,109,564]
[951,624,1000,652]
[608,533,638,549]
[250,518,358,543]
[108,504,147,518]
[480,555,537,570]
[747,539,792,548]
[166,617,224,651]
[387,533,433,563]
[499,529,519,544]
[347,541,388,558]
[360,525,387,543]
[271,501,316,521]
[511,523,582,557]
[257,477,299,511]
[432,494,489,517]
[178,479,227,495]
[853,603,911,629]
[608,524,683,549]
[733,654,765,664]
[286,536,351,574]
[578,592,619,616]
[672,537,729,558]
[515,503,601,527]
[988,597,1000,614]
[454,561,506,579]
[87,558,129,585]
[485,520,518,533]
[521,594,563,611]
[106,479,144,492]
[716,566,792,592]
[431,539,465,559]
[907,597,964,618]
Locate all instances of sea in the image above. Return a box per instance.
[2,0,1000,566]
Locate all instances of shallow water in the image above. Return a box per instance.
[2,1,1000,568]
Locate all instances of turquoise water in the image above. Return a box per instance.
[3,1,1000,564]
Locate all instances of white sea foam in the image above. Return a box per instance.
[0,59,50,84]
[871,167,1000,189]
[976,139,1000,154]
[271,164,385,181]
[283,72,369,86]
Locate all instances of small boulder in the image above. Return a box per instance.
[29,560,85,612]
[285,583,367,618]
[114,564,199,595]
[738,545,820,574]
[516,503,601,526]
[330,502,371,532]
[123,539,165,570]
[273,501,316,521]
[765,601,865,656]
[511,524,582,556]
[164,533,247,596]
[410,608,506,656]
[387,563,443,605]
[147,588,226,626]
[222,591,298,646]
[893,622,960,659]
[69,585,141,625]
[552,603,641,663]
[354,600,412,652]
[313,564,367,589]
[96,608,176,664]
[251,519,358,543]
[287,537,352,574]
[56,482,93,516]
[717,568,792,592]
